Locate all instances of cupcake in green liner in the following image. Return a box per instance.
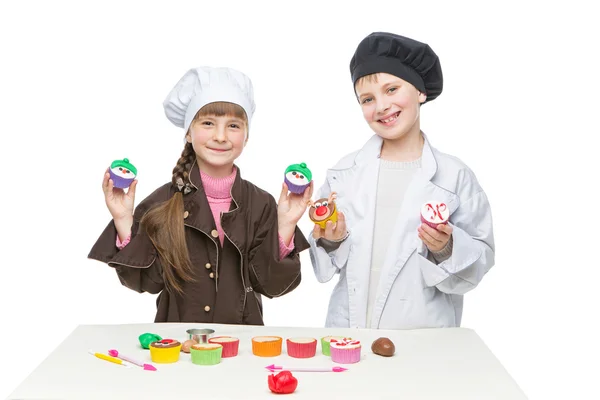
[190,343,223,365]
[321,336,350,356]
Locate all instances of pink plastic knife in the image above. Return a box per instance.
[108,349,157,371]
[266,364,347,372]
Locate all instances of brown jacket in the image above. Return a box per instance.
[88,164,310,324]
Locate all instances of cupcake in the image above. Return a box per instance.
[108,158,137,189]
[330,338,361,364]
[286,337,317,358]
[251,336,283,357]
[190,343,223,365]
[420,201,449,229]
[284,162,312,194]
[320,336,348,356]
[309,192,338,229]
[208,336,240,358]
[149,339,182,363]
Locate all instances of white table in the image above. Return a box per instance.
[8,323,527,399]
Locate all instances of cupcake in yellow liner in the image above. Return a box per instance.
[252,336,283,357]
[190,343,223,365]
[149,339,182,363]
[320,336,349,356]
[308,193,338,229]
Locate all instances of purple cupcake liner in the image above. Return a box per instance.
[330,346,361,364]
[109,170,134,189]
[284,176,309,194]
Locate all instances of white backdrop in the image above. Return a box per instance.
[1,1,598,399]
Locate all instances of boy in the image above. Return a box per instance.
[309,32,495,329]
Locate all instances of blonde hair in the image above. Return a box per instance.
[355,73,380,87]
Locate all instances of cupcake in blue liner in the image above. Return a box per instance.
[284,162,312,194]
[109,158,137,188]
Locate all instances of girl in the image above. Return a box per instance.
[89,66,312,324]
[309,32,495,330]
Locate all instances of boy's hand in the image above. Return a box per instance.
[312,212,347,241]
[418,223,453,253]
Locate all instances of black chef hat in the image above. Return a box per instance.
[349,32,443,103]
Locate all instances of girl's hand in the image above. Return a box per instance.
[102,169,136,241]
[277,181,313,228]
[312,211,348,242]
[418,223,453,252]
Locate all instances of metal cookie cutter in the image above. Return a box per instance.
[187,328,215,343]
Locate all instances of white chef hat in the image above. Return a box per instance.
[163,66,256,133]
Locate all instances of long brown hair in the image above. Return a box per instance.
[140,101,248,294]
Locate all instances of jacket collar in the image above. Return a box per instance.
[180,160,244,235]
[186,159,244,210]
[353,132,437,181]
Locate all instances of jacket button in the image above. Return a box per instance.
[183,211,189,219]
[211,229,219,238]
[209,272,214,279]
[204,305,211,312]
[205,263,211,269]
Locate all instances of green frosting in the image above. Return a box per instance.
[139,332,162,349]
[285,162,312,181]
[110,158,137,175]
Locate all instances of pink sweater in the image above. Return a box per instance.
[117,168,295,260]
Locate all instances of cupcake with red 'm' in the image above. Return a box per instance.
[330,338,361,364]
[208,336,240,358]
[286,337,317,358]
[190,343,223,365]
[420,201,449,229]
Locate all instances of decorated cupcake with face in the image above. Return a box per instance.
[309,192,338,229]
[109,158,137,189]
[149,339,182,363]
[284,162,312,194]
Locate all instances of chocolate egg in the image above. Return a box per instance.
[181,339,197,353]
[371,337,395,357]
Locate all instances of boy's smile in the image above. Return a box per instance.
[355,73,427,142]
[378,111,401,126]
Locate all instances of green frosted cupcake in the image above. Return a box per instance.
[321,336,349,356]
[190,343,223,365]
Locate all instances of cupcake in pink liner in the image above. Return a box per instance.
[330,338,361,364]
[420,201,449,229]
[208,336,240,358]
[286,337,317,358]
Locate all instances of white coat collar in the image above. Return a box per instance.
[352,132,437,181]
